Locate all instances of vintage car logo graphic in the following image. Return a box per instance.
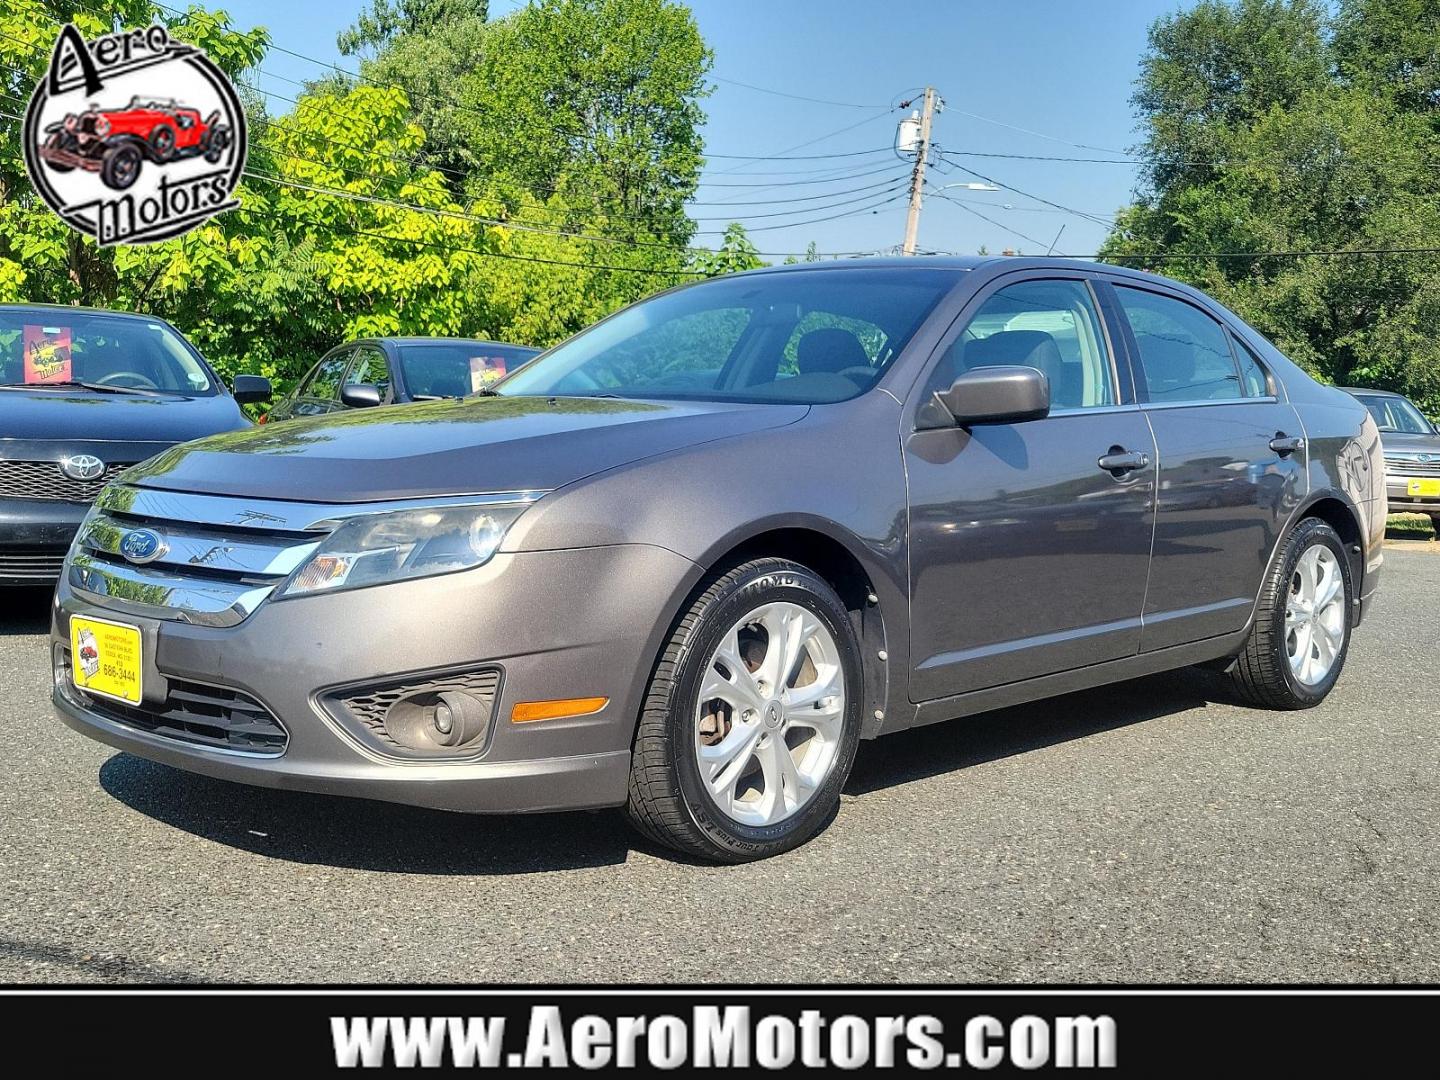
[59,454,105,481]
[22,23,246,246]
[76,628,101,680]
[118,528,167,565]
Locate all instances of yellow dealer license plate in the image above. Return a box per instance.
[70,615,142,705]
[1408,478,1440,498]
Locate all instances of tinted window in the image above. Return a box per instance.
[499,270,956,405]
[346,345,391,400]
[0,311,212,394]
[1231,334,1271,397]
[1115,287,1241,402]
[396,343,537,398]
[306,352,350,402]
[928,279,1115,410]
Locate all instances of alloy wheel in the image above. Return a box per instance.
[1285,543,1345,686]
[693,601,846,826]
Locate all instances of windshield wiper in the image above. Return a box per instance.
[0,380,159,395]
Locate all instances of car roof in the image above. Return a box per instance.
[1339,386,1407,399]
[721,254,1211,295]
[348,337,539,350]
[0,302,166,322]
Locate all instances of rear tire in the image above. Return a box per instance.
[1229,517,1353,709]
[625,559,864,862]
[148,123,176,161]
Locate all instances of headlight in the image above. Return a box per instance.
[93,115,110,136]
[276,504,526,598]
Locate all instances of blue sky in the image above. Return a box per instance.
[223,0,1177,260]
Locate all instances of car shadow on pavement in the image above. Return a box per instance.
[845,666,1241,797]
[97,666,1243,874]
[0,587,53,635]
[97,753,642,874]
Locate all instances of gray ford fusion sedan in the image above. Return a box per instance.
[51,258,1385,861]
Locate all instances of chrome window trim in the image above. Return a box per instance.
[1139,396,1279,412]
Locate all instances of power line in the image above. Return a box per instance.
[948,106,1128,156]
[927,189,1050,250]
[711,77,882,110]
[939,155,1114,227]
[688,182,908,221]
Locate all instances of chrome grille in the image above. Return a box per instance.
[1385,457,1440,477]
[67,485,545,627]
[0,459,131,502]
[0,547,67,582]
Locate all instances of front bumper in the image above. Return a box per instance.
[0,498,88,583]
[1384,474,1440,516]
[52,543,698,813]
[38,144,102,172]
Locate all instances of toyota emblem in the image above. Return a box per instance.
[60,454,105,481]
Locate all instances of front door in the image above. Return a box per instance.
[905,275,1157,702]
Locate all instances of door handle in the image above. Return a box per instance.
[1097,448,1150,476]
[1269,433,1305,457]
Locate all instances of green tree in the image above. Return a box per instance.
[338,0,488,57]
[1101,0,1440,414]
[689,222,762,277]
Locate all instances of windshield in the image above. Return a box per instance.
[0,311,214,394]
[1357,393,1434,435]
[397,342,540,398]
[498,269,957,404]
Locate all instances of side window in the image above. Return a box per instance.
[307,351,351,403]
[346,346,391,400]
[1114,287,1241,402]
[926,279,1116,410]
[1230,333,1271,398]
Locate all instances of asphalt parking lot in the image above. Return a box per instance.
[2,547,1437,985]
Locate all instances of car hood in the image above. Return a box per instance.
[126,395,810,502]
[0,388,247,444]
[1379,430,1440,456]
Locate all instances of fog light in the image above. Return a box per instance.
[433,701,454,736]
[380,689,492,753]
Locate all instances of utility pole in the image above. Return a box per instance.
[901,86,937,256]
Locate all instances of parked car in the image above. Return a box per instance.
[40,97,233,191]
[0,304,268,584]
[1341,387,1440,530]
[51,259,1384,861]
[264,338,541,421]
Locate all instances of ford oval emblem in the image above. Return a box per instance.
[60,454,105,481]
[119,528,167,565]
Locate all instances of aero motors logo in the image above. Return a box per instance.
[22,23,246,246]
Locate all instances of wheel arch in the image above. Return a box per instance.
[645,518,899,742]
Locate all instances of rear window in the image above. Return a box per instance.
[0,311,213,394]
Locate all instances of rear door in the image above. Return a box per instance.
[904,272,1158,701]
[1104,281,1306,650]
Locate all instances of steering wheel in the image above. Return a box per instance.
[95,371,160,390]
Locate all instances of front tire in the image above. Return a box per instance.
[1230,517,1353,709]
[99,143,142,190]
[626,559,864,862]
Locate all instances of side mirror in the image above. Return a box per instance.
[341,383,383,409]
[231,374,271,405]
[922,365,1050,428]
